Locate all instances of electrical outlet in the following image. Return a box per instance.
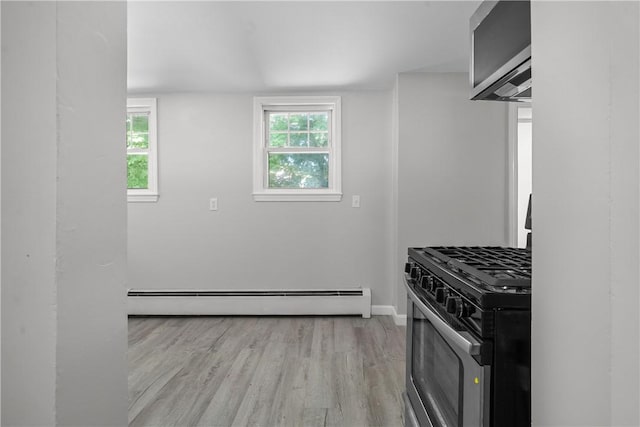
[209,198,218,211]
[352,195,360,208]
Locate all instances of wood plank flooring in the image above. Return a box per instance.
[128,316,406,427]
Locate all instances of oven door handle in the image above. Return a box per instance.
[404,275,482,356]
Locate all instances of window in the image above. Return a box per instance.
[253,96,342,201]
[127,98,158,202]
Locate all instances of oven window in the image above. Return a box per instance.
[412,313,463,427]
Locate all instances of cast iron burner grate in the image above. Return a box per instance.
[424,246,531,290]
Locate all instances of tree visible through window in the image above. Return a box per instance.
[127,112,150,189]
[267,111,330,189]
[127,98,158,202]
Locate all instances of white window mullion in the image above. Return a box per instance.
[266,147,330,154]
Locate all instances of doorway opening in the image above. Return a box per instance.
[509,105,532,248]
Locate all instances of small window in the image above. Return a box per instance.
[127,98,158,202]
[253,96,342,201]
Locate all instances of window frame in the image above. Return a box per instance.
[253,96,342,202]
[127,98,158,202]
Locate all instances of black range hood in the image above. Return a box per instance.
[470,0,531,102]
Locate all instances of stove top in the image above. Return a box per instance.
[407,246,531,310]
[424,246,531,290]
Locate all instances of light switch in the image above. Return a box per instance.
[352,195,360,208]
[209,198,218,211]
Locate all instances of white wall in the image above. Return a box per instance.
[128,91,394,306]
[1,2,128,425]
[394,72,509,313]
[2,4,57,423]
[531,1,639,426]
[54,3,129,425]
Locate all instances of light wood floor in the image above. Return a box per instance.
[128,316,406,427]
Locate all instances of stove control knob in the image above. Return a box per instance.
[419,275,430,289]
[457,302,472,319]
[410,266,420,280]
[404,262,414,274]
[446,297,471,318]
[446,296,462,314]
[435,287,446,304]
[425,276,435,291]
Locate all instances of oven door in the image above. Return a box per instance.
[404,277,490,427]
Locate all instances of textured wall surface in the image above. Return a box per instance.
[1,2,128,425]
[531,1,640,425]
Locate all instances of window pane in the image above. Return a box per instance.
[309,113,328,131]
[289,132,309,147]
[127,154,148,189]
[289,113,308,131]
[309,132,328,147]
[268,153,329,189]
[269,113,288,131]
[269,132,287,147]
[132,115,148,133]
[128,133,149,149]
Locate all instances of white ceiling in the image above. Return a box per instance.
[127,1,480,94]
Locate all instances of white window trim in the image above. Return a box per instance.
[127,98,158,202]
[252,96,342,202]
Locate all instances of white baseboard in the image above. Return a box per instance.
[372,305,407,326]
[371,305,395,316]
[393,312,407,326]
[128,288,372,318]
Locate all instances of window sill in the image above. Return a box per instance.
[128,193,159,203]
[253,192,342,202]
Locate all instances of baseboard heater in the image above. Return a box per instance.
[127,288,371,318]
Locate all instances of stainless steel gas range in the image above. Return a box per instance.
[403,246,531,427]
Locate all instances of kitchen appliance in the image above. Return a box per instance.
[470,0,531,102]
[403,246,531,427]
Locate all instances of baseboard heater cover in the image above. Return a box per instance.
[127,288,371,318]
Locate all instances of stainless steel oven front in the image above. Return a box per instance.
[404,277,490,427]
